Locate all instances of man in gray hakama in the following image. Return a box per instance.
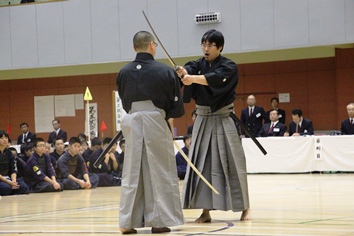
[177,29,251,223]
[116,31,184,234]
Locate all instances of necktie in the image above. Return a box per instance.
[351,119,353,125]
[268,123,274,133]
[249,107,253,116]
[23,134,27,143]
[296,124,301,133]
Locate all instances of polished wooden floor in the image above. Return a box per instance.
[1,173,354,235]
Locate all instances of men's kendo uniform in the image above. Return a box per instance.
[116,52,185,229]
[182,55,250,214]
[26,152,63,193]
[88,148,121,187]
[0,148,29,196]
[56,152,99,190]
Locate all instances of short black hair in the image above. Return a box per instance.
[292,108,303,117]
[0,130,9,139]
[270,97,279,103]
[183,134,192,143]
[103,137,113,145]
[91,137,101,146]
[52,119,60,124]
[54,137,64,145]
[69,137,81,145]
[8,147,17,154]
[34,138,45,147]
[78,133,87,140]
[20,122,29,128]
[201,29,224,52]
[119,139,125,147]
[24,142,34,151]
[269,109,279,115]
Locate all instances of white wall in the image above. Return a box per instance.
[0,0,353,70]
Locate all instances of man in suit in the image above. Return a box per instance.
[265,97,286,124]
[259,109,286,137]
[285,109,314,136]
[341,103,354,135]
[17,122,36,145]
[240,94,267,137]
[47,119,67,145]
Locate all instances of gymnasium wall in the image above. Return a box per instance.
[1,48,353,140]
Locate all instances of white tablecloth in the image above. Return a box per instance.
[242,135,354,173]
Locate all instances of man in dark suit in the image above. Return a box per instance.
[17,122,36,145]
[47,119,67,145]
[240,94,267,137]
[259,109,286,137]
[265,97,286,124]
[286,109,314,136]
[341,103,354,135]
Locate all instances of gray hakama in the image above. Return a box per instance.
[182,104,250,212]
[119,101,184,228]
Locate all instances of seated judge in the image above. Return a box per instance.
[258,109,287,137]
[285,109,314,136]
[341,103,354,135]
[17,122,36,145]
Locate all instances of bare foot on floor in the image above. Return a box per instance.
[119,228,137,234]
[240,208,251,221]
[151,227,171,233]
[195,209,212,223]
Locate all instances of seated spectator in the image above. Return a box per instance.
[175,134,191,180]
[259,109,287,137]
[78,133,87,143]
[17,122,36,145]
[265,97,286,124]
[26,138,63,193]
[89,137,121,186]
[56,137,98,190]
[0,130,29,196]
[50,137,65,161]
[285,109,314,136]
[115,139,125,176]
[9,146,30,185]
[341,103,354,135]
[82,137,101,166]
[187,110,197,135]
[19,142,35,163]
[45,142,52,155]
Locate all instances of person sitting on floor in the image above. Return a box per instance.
[26,138,63,193]
[88,137,121,187]
[56,137,99,190]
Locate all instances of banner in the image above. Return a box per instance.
[114,91,126,132]
[85,103,98,138]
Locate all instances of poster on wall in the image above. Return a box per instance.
[34,95,55,133]
[85,103,98,139]
[55,94,75,117]
[115,91,126,132]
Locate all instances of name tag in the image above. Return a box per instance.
[256,113,261,118]
[273,128,280,132]
[279,114,282,118]
[304,130,308,133]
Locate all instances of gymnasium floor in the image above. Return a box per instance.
[1,173,354,235]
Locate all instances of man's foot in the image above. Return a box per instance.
[151,227,171,233]
[119,228,137,234]
[240,208,251,221]
[195,209,211,223]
